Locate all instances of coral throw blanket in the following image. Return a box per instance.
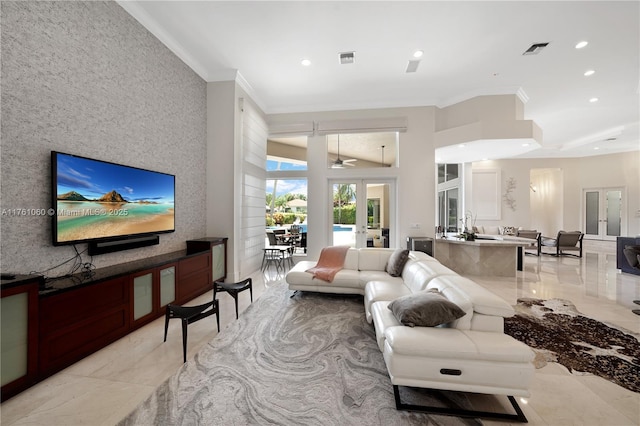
[306,246,350,283]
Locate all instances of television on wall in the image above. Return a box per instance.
[51,151,175,247]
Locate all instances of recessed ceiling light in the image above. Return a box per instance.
[458,144,465,148]
[413,50,424,58]
[522,143,530,147]
[584,69,595,76]
[594,147,600,150]
[301,59,311,67]
[575,41,588,49]
[589,97,599,103]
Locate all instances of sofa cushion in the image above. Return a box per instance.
[359,271,403,288]
[402,261,456,293]
[483,225,500,235]
[427,275,514,318]
[285,261,320,286]
[371,301,401,351]
[384,326,534,363]
[500,226,516,235]
[408,250,437,262]
[325,269,361,288]
[343,249,360,270]
[364,280,411,323]
[358,248,395,271]
[388,289,466,327]
[385,249,410,277]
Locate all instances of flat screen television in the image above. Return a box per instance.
[51,151,175,246]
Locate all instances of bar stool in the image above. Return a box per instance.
[164,299,219,363]
[214,277,253,319]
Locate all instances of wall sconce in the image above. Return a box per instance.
[530,183,537,193]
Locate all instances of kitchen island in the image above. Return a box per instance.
[434,236,534,277]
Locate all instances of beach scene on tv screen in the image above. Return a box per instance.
[55,154,175,243]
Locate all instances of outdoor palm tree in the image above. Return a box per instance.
[333,184,355,207]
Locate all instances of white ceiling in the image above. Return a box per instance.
[119,1,639,161]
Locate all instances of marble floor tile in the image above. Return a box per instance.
[1,242,638,426]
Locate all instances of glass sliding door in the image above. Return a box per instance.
[583,188,625,240]
[330,180,395,248]
[332,182,358,247]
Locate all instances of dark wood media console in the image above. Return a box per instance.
[0,237,227,401]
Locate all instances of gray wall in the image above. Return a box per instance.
[1,1,207,274]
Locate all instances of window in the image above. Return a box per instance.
[438,163,458,183]
[327,132,397,169]
[437,163,461,232]
[267,136,307,171]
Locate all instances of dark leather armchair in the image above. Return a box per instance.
[622,245,640,269]
[541,231,584,257]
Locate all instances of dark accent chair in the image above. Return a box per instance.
[300,232,307,253]
[164,299,219,363]
[266,231,278,246]
[622,245,640,269]
[541,231,584,257]
[289,224,302,252]
[272,228,286,244]
[214,278,253,319]
[516,229,541,256]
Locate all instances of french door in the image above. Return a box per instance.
[329,179,395,248]
[583,188,625,240]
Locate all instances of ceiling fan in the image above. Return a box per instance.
[330,135,357,168]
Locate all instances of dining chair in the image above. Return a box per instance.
[261,247,284,272]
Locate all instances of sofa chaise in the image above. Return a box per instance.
[285,247,535,422]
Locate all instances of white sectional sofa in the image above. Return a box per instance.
[285,247,535,422]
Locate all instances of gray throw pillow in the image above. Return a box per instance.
[385,249,410,277]
[388,290,466,327]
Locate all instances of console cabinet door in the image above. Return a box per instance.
[211,242,226,282]
[1,280,39,401]
[159,265,176,307]
[130,262,178,329]
[132,271,154,322]
[39,277,129,377]
[177,253,211,304]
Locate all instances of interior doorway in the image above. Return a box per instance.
[583,188,625,240]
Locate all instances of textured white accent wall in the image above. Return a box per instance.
[0,1,207,275]
[239,98,267,278]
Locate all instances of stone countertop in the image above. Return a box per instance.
[37,249,195,297]
[1,274,45,291]
[436,236,534,247]
[35,249,207,298]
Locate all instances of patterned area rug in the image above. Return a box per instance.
[504,298,640,393]
[118,281,482,425]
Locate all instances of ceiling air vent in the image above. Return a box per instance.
[339,51,355,65]
[523,42,549,55]
[406,60,420,73]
